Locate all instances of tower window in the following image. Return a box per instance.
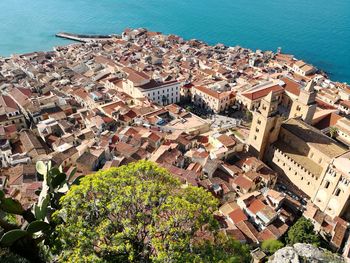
[257,119,261,125]
[335,189,341,196]
[256,128,259,133]
[325,181,330,189]
[254,135,257,140]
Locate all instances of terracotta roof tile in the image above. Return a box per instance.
[242,85,283,101]
[232,175,254,191]
[281,77,301,96]
[195,86,233,99]
[331,222,347,249]
[228,208,248,224]
[236,220,259,243]
[257,228,276,242]
[217,134,236,148]
[248,199,266,215]
[226,229,247,242]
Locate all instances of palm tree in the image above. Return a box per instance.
[329,126,338,138]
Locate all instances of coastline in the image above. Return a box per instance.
[0,30,343,85]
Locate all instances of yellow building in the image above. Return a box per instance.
[248,80,350,219]
[248,92,284,160]
[289,80,317,124]
[191,85,235,113]
[313,152,350,219]
[266,118,347,199]
[238,83,284,111]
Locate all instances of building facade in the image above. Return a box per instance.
[191,85,235,113]
[247,92,283,160]
[289,80,317,124]
[122,67,180,106]
[248,81,350,219]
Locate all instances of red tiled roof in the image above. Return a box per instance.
[0,95,19,111]
[73,88,89,100]
[235,156,263,170]
[123,67,150,84]
[331,222,347,249]
[228,208,248,224]
[5,124,17,134]
[281,77,301,96]
[232,175,254,191]
[248,199,266,215]
[124,127,139,137]
[217,134,236,148]
[226,229,247,242]
[315,98,337,110]
[242,85,283,101]
[195,85,232,100]
[102,116,114,123]
[149,132,161,142]
[196,135,209,144]
[101,101,128,115]
[115,142,137,156]
[236,220,259,243]
[257,228,276,242]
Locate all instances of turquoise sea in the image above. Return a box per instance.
[0,0,349,82]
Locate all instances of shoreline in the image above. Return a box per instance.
[0,30,347,85]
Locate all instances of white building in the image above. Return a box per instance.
[122,67,180,105]
[292,60,316,76]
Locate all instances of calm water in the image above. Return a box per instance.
[0,0,349,82]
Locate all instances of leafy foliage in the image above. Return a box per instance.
[188,232,251,263]
[244,109,252,121]
[0,161,78,262]
[286,217,320,246]
[52,161,249,263]
[0,247,30,263]
[1,160,252,262]
[261,239,284,254]
[329,126,338,138]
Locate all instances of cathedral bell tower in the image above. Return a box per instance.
[289,80,317,124]
[248,92,283,160]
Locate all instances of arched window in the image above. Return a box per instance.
[325,181,330,189]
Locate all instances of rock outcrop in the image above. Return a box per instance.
[268,243,344,263]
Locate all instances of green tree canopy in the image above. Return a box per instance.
[0,247,29,263]
[261,239,284,254]
[286,217,320,246]
[189,232,251,263]
[329,126,339,138]
[52,161,250,262]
